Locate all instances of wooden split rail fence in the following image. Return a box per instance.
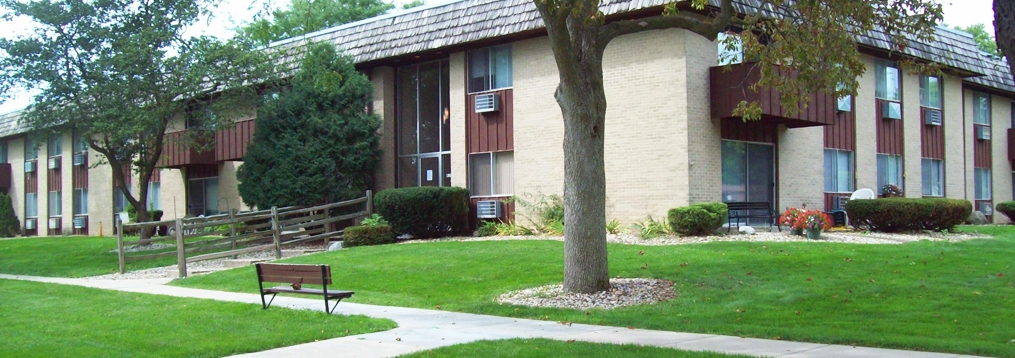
[116,190,373,278]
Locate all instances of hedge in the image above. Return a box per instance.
[995,201,1015,223]
[344,225,395,247]
[668,202,728,236]
[373,187,470,239]
[845,198,971,232]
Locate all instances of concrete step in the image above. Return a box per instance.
[222,258,270,268]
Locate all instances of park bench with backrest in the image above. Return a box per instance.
[725,201,780,232]
[255,263,354,314]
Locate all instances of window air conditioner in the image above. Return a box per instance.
[73,216,87,229]
[476,200,502,219]
[881,101,902,120]
[474,93,500,113]
[979,202,993,215]
[924,108,942,126]
[976,125,991,140]
[24,161,35,173]
[836,196,850,210]
[24,218,36,230]
[48,217,61,229]
[48,157,60,170]
[73,152,87,166]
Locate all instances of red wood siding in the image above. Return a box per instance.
[151,168,160,182]
[824,193,851,212]
[1008,128,1015,167]
[466,89,514,153]
[187,165,218,179]
[158,130,215,168]
[0,163,10,191]
[216,119,255,161]
[720,118,777,143]
[974,124,992,168]
[920,107,945,159]
[73,161,88,189]
[24,163,37,194]
[469,196,515,228]
[823,104,855,151]
[48,166,61,191]
[711,63,836,127]
[875,99,904,155]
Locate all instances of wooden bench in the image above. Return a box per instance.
[255,263,354,314]
[725,201,780,232]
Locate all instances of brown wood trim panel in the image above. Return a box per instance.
[823,103,855,151]
[973,124,992,168]
[0,163,10,191]
[720,118,776,143]
[216,119,255,162]
[48,166,61,191]
[47,217,61,236]
[187,165,219,179]
[466,89,514,153]
[875,99,904,155]
[158,130,216,168]
[824,193,851,212]
[710,63,836,127]
[1009,128,1015,167]
[73,162,88,189]
[24,163,38,194]
[920,107,945,159]
[151,168,161,182]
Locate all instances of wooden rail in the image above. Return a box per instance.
[117,191,373,276]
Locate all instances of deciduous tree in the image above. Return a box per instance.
[995,0,1015,78]
[239,0,395,45]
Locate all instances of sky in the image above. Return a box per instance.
[0,0,1000,113]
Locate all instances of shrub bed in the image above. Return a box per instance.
[845,198,971,232]
[995,201,1015,222]
[344,225,395,247]
[667,202,728,236]
[373,187,470,238]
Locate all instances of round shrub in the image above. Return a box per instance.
[344,224,395,247]
[995,201,1015,223]
[373,187,470,239]
[667,202,728,236]
[845,198,971,232]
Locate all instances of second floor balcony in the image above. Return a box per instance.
[710,62,838,128]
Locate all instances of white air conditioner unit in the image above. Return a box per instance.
[48,157,60,169]
[73,152,87,166]
[24,161,35,173]
[474,93,500,113]
[476,200,502,219]
[836,196,850,210]
[979,202,993,215]
[24,218,36,230]
[73,216,87,229]
[48,217,61,229]
[976,125,991,140]
[881,101,902,120]
[924,108,942,126]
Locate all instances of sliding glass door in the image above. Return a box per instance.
[721,140,775,225]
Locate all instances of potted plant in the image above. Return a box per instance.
[795,210,832,240]
[779,208,805,236]
[882,184,903,198]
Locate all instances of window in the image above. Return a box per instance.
[717,32,743,66]
[25,193,37,218]
[467,45,512,93]
[148,182,161,211]
[73,189,88,215]
[823,149,854,192]
[187,177,219,216]
[877,154,903,194]
[836,82,852,112]
[875,60,901,101]
[48,191,61,217]
[114,186,131,213]
[973,92,991,125]
[920,75,942,109]
[974,168,991,200]
[397,60,451,187]
[0,141,7,163]
[24,137,38,161]
[921,159,943,197]
[47,133,62,157]
[72,131,88,154]
[469,151,514,197]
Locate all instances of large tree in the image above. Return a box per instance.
[238,0,395,45]
[955,23,999,55]
[995,0,1015,78]
[532,0,942,293]
[0,0,274,232]
[237,42,381,209]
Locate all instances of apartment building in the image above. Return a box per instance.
[1,0,1013,237]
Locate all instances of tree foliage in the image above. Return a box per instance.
[237,42,381,209]
[238,0,394,45]
[531,0,942,293]
[0,193,20,237]
[0,0,275,228]
[954,23,999,55]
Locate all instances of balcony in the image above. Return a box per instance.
[710,62,837,128]
[0,163,10,191]
[215,119,255,162]
[157,130,216,168]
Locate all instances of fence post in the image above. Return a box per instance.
[323,205,332,246]
[271,206,282,259]
[116,220,125,274]
[229,209,237,251]
[175,218,187,278]
[366,190,374,215]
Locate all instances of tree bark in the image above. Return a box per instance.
[995,0,1015,79]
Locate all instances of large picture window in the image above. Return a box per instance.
[877,154,903,194]
[973,92,991,125]
[48,191,61,217]
[469,151,514,197]
[468,45,512,93]
[921,158,943,197]
[398,59,451,187]
[73,189,88,215]
[974,168,991,200]
[920,75,942,109]
[25,193,38,218]
[875,60,901,101]
[823,149,854,193]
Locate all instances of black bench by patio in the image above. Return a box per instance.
[255,263,354,314]
[725,202,780,232]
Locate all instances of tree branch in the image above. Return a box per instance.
[600,0,736,43]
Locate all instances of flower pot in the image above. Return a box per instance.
[806,228,822,240]
[791,228,804,236]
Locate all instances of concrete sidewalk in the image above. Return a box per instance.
[0,274,984,358]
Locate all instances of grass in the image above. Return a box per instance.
[175,226,1015,357]
[397,339,752,357]
[0,279,396,357]
[0,236,180,277]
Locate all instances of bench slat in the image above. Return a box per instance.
[263,286,354,299]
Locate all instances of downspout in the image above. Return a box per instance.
[962,87,968,201]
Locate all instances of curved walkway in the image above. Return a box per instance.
[0,274,983,358]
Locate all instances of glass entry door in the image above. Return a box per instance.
[397,59,451,187]
[721,141,775,225]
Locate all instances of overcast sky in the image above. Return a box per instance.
[0,0,1000,113]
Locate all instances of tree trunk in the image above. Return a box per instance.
[995,0,1015,79]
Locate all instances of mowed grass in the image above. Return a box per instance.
[0,279,396,357]
[397,339,753,358]
[0,236,179,277]
[175,226,1015,357]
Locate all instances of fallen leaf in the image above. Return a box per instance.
[641,264,649,269]
[747,272,753,276]
[566,340,575,344]
[795,311,800,315]
[999,273,1004,277]
[870,279,875,283]
[396,338,401,341]
[627,326,636,330]
[435,305,441,310]
[806,277,812,281]
[638,250,644,255]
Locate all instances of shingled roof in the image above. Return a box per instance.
[0,110,28,139]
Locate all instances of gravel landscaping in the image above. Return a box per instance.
[497,278,676,310]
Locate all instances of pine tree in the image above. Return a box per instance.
[0,193,21,237]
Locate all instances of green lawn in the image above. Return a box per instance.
[175,227,1015,357]
[398,339,752,358]
[0,279,396,357]
[0,236,180,277]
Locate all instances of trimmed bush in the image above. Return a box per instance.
[845,198,971,232]
[373,187,470,239]
[344,224,395,247]
[995,201,1015,223]
[667,202,728,236]
[0,193,20,237]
